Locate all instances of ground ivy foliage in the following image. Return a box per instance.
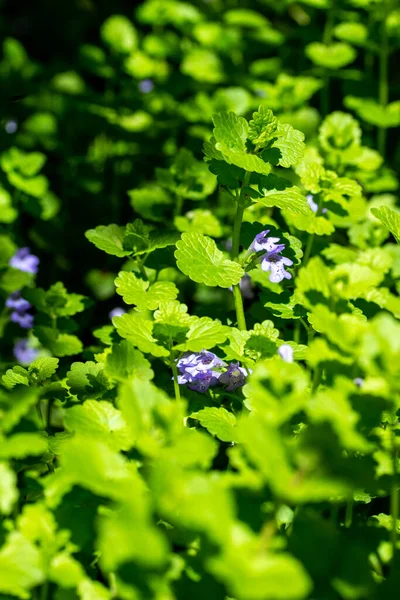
[1,1,400,597]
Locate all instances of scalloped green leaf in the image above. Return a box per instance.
[370,206,400,243]
[175,232,244,288]
[113,313,169,357]
[257,187,309,215]
[175,316,229,351]
[190,407,238,442]
[85,224,131,257]
[115,271,178,310]
[306,42,356,69]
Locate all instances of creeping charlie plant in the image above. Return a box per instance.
[1,2,400,599]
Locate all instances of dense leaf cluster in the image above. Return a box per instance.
[1,1,400,599]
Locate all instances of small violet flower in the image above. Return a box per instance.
[139,79,154,93]
[249,230,285,254]
[177,350,225,381]
[10,311,34,329]
[13,339,38,365]
[6,291,34,329]
[261,251,293,283]
[354,377,364,388]
[307,194,327,215]
[109,307,126,320]
[278,344,294,363]
[187,370,220,393]
[9,247,40,274]
[176,350,225,393]
[6,291,31,313]
[219,362,247,391]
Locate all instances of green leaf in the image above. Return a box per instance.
[105,340,154,381]
[28,357,59,383]
[0,531,44,597]
[270,123,305,168]
[345,96,400,128]
[113,313,169,357]
[0,387,40,434]
[209,111,272,175]
[64,400,132,451]
[0,433,48,459]
[115,271,178,310]
[190,407,238,442]
[306,42,356,69]
[181,48,224,83]
[25,282,88,317]
[175,209,223,237]
[85,224,131,257]
[257,187,309,215]
[334,22,367,45]
[0,462,18,514]
[175,232,244,288]
[248,105,278,147]
[66,361,110,397]
[2,367,29,390]
[34,328,83,357]
[153,300,192,341]
[370,206,400,243]
[101,15,137,54]
[175,316,229,351]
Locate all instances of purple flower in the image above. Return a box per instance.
[6,292,31,312]
[139,79,154,93]
[261,251,293,283]
[249,230,285,254]
[5,119,18,134]
[278,344,294,363]
[187,370,220,393]
[109,307,126,320]
[219,362,247,391]
[13,339,38,365]
[307,194,327,215]
[177,350,225,382]
[9,247,40,274]
[10,311,34,329]
[354,377,364,388]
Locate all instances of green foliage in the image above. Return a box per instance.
[175,232,244,287]
[1,2,400,599]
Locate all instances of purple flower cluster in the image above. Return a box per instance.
[9,247,39,274]
[249,230,293,284]
[6,291,34,329]
[13,339,38,365]
[176,350,247,393]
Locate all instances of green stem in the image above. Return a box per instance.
[345,498,353,528]
[378,11,389,158]
[171,356,181,404]
[231,172,251,331]
[137,260,147,280]
[303,233,315,265]
[391,428,398,558]
[312,366,321,393]
[232,285,247,331]
[320,1,335,116]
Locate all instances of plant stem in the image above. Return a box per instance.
[231,172,251,331]
[320,1,335,116]
[378,11,389,158]
[170,355,181,404]
[391,427,399,558]
[345,498,353,528]
[303,233,315,265]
